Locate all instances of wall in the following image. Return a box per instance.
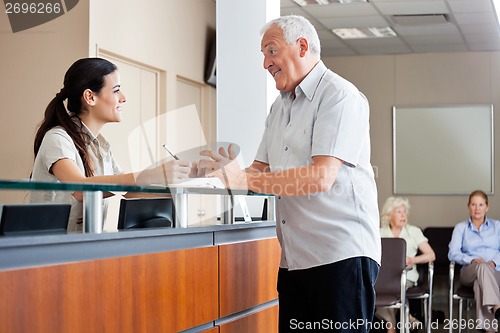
[216,0,280,165]
[0,0,216,203]
[1,1,498,228]
[89,0,216,114]
[0,0,90,202]
[323,51,500,229]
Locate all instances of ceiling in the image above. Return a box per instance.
[280,0,500,56]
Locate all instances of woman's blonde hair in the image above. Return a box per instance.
[380,196,410,227]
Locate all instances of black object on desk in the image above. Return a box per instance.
[0,203,70,236]
[118,198,175,229]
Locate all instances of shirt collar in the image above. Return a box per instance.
[467,217,492,229]
[280,60,328,101]
[79,120,111,150]
[297,60,327,101]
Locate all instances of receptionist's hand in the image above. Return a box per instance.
[136,159,191,185]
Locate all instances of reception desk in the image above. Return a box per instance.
[0,181,280,333]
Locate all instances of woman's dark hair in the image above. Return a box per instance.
[468,190,488,206]
[33,58,117,177]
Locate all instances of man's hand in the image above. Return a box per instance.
[198,144,247,189]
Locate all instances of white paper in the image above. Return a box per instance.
[171,177,225,189]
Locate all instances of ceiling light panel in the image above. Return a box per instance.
[281,0,300,7]
[333,26,397,39]
[292,0,367,5]
[280,6,313,18]
[338,0,368,3]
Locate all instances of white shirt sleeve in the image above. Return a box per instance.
[39,128,79,173]
[311,89,370,167]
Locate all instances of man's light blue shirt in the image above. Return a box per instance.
[448,217,500,270]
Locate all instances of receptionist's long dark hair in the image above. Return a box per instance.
[33,58,117,177]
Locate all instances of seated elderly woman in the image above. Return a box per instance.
[448,190,500,333]
[377,196,435,333]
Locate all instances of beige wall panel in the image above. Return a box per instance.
[0,0,90,203]
[176,77,217,226]
[324,52,500,229]
[100,57,142,172]
[89,0,216,112]
[0,0,214,204]
[394,53,490,105]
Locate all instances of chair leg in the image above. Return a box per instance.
[458,299,463,333]
[423,299,429,333]
[465,299,472,333]
[449,298,454,333]
[405,303,410,333]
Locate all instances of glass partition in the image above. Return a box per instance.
[0,180,274,235]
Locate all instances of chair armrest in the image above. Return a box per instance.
[449,261,455,290]
[401,267,409,300]
[427,262,434,287]
[428,261,434,275]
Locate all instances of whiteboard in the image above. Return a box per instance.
[393,105,494,195]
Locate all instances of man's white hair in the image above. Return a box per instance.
[261,15,321,56]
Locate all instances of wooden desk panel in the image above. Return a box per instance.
[219,305,278,333]
[0,246,218,333]
[219,238,280,317]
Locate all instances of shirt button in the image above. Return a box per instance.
[282,220,286,224]
[284,147,288,151]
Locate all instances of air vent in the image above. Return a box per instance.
[392,14,449,26]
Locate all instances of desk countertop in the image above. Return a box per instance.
[0,221,277,270]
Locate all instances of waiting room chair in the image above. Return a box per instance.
[424,227,453,332]
[449,262,474,333]
[375,238,409,333]
[424,227,454,276]
[406,261,434,333]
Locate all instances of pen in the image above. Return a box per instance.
[162,144,180,160]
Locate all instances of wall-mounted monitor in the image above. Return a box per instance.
[204,37,216,87]
[118,198,175,230]
[393,105,494,195]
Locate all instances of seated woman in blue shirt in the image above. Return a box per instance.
[448,190,500,332]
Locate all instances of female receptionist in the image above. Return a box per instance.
[30,57,191,231]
